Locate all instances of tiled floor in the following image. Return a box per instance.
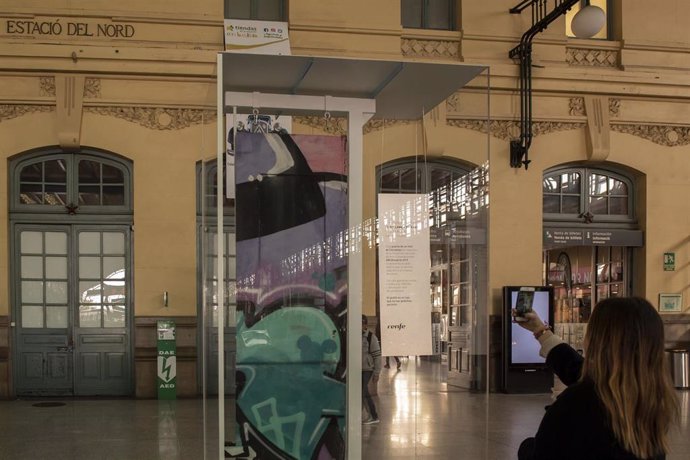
[0,359,687,459]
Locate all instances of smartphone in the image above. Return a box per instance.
[515,287,535,317]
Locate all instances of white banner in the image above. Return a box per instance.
[224,19,290,55]
[378,194,433,356]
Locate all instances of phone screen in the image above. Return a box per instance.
[515,288,535,316]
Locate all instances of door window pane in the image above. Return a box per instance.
[79,186,101,205]
[21,281,43,303]
[609,197,628,214]
[226,0,251,18]
[399,168,421,192]
[588,195,607,214]
[402,0,424,28]
[46,257,67,279]
[46,281,68,304]
[79,257,101,278]
[20,162,42,182]
[80,281,101,303]
[562,196,580,214]
[427,0,452,30]
[45,232,67,254]
[19,183,42,204]
[46,306,68,328]
[256,0,283,21]
[103,257,125,279]
[79,160,101,183]
[21,256,43,278]
[104,304,126,328]
[22,305,44,328]
[103,281,125,304]
[543,195,559,213]
[79,233,101,253]
[44,160,67,182]
[21,232,43,253]
[80,305,101,327]
[44,184,67,206]
[103,186,125,205]
[103,233,125,255]
[380,170,400,191]
[102,164,124,183]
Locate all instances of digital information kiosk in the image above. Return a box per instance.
[502,286,554,393]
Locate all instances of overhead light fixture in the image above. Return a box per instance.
[571,1,606,38]
[508,0,605,170]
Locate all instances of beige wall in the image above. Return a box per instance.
[3,0,690,324]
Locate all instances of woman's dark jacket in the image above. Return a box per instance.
[521,343,665,460]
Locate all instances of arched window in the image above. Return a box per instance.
[543,166,634,225]
[11,148,132,215]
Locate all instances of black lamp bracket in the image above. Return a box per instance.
[509,0,579,170]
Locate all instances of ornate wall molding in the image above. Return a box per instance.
[569,97,620,117]
[84,78,102,98]
[447,119,584,141]
[85,106,216,130]
[401,38,459,59]
[293,116,415,135]
[40,76,101,98]
[566,47,619,67]
[446,92,460,112]
[39,77,55,97]
[611,124,690,147]
[363,119,415,134]
[0,104,53,122]
[293,115,347,135]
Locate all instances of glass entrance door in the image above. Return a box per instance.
[14,225,132,396]
[545,245,629,352]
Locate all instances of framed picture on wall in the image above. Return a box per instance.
[659,293,683,313]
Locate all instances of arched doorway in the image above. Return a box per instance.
[10,147,133,396]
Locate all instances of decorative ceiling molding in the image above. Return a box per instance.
[401,38,459,59]
[447,119,584,141]
[569,97,620,117]
[0,104,53,122]
[293,116,415,135]
[39,77,55,97]
[84,78,102,98]
[566,47,619,67]
[611,124,690,147]
[85,106,216,130]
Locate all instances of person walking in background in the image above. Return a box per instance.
[515,297,678,460]
[362,315,381,424]
[375,319,401,370]
[384,355,401,370]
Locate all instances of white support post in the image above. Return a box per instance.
[216,52,226,460]
[346,110,370,460]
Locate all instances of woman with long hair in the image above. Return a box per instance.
[516,296,679,460]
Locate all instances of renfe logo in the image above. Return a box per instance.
[387,323,406,331]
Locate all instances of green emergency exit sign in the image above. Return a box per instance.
[664,252,675,271]
[157,320,176,399]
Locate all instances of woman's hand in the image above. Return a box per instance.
[512,309,546,333]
